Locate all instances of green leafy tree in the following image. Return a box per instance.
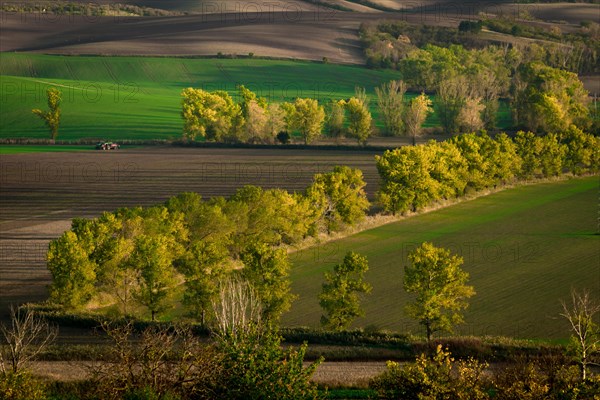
[370,345,489,400]
[491,132,522,185]
[238,84,267,118]
[130,235,180,321]
[97,234,139,316]
[514,131,567,178]
[47,231,96,308]
[241,243,296,322]
[512,62,590,132]
[32,88,61,140]
[376,80,406,136]
[319,252,372,331]
[228,186,312,252]
[344,97,372,145]
[404,242,475,342]
[305,166,370,233]
[514,131,543,179]
[561,126,600,175]
[166,192,234,246]
[437,76,468,134]
[326,99,346,140]
[404,93,433,145]
[449,133,493,190]
[177,241,229,326]
[430,141,469,199]
[215,324,323,400]
[376,145,440,214]
[290,98,325,144]
[181,88,243,141]
[538,133,567,177]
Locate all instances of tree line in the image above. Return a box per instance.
[377,128,600,214]
[361,19,599,76]
[33,59,594,143]
[47,166,369,323]
[47,127,599,324]
[181,85,378,145]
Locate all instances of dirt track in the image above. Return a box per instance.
[30,360,386,386]
[0,146,381,317]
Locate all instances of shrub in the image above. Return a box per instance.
[90,322,222,400]
[0,370,47,400]
[276,131,291,144]
[215,324,324,399]
[370,345,490,399]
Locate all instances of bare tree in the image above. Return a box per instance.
[211,277,262,340]
[560,289,600,381]
[0,306,58,374]
[355,86,369,108]
[404,93,433,145]
[93,321,222,399]
[457,97,485,132]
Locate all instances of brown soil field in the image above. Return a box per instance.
[2,2,594,62]
[0,12,371,63]
[0,10,457,62]
[0,146,382,319]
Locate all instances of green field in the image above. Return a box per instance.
[284,176,599,340]
[0,53,512,140]
[0,145,94,154]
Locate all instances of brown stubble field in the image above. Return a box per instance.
[0,147,381,319]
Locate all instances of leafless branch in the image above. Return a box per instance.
[0,306,58,374]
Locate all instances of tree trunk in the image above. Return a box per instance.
[151,310,156,322]
[426,322,432,343]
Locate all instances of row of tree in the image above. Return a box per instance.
[182,85,375,145]
[47,166,370,322]
[319,241,475,344]
[182,83,441,145]
[377,128,600,214]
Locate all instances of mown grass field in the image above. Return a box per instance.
[0,53,512,140]
[284,176,600,340]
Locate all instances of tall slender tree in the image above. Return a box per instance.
[319,252,372,331]
[32,88,61,140]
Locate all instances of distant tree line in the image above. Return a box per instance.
[360,19,599,75]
